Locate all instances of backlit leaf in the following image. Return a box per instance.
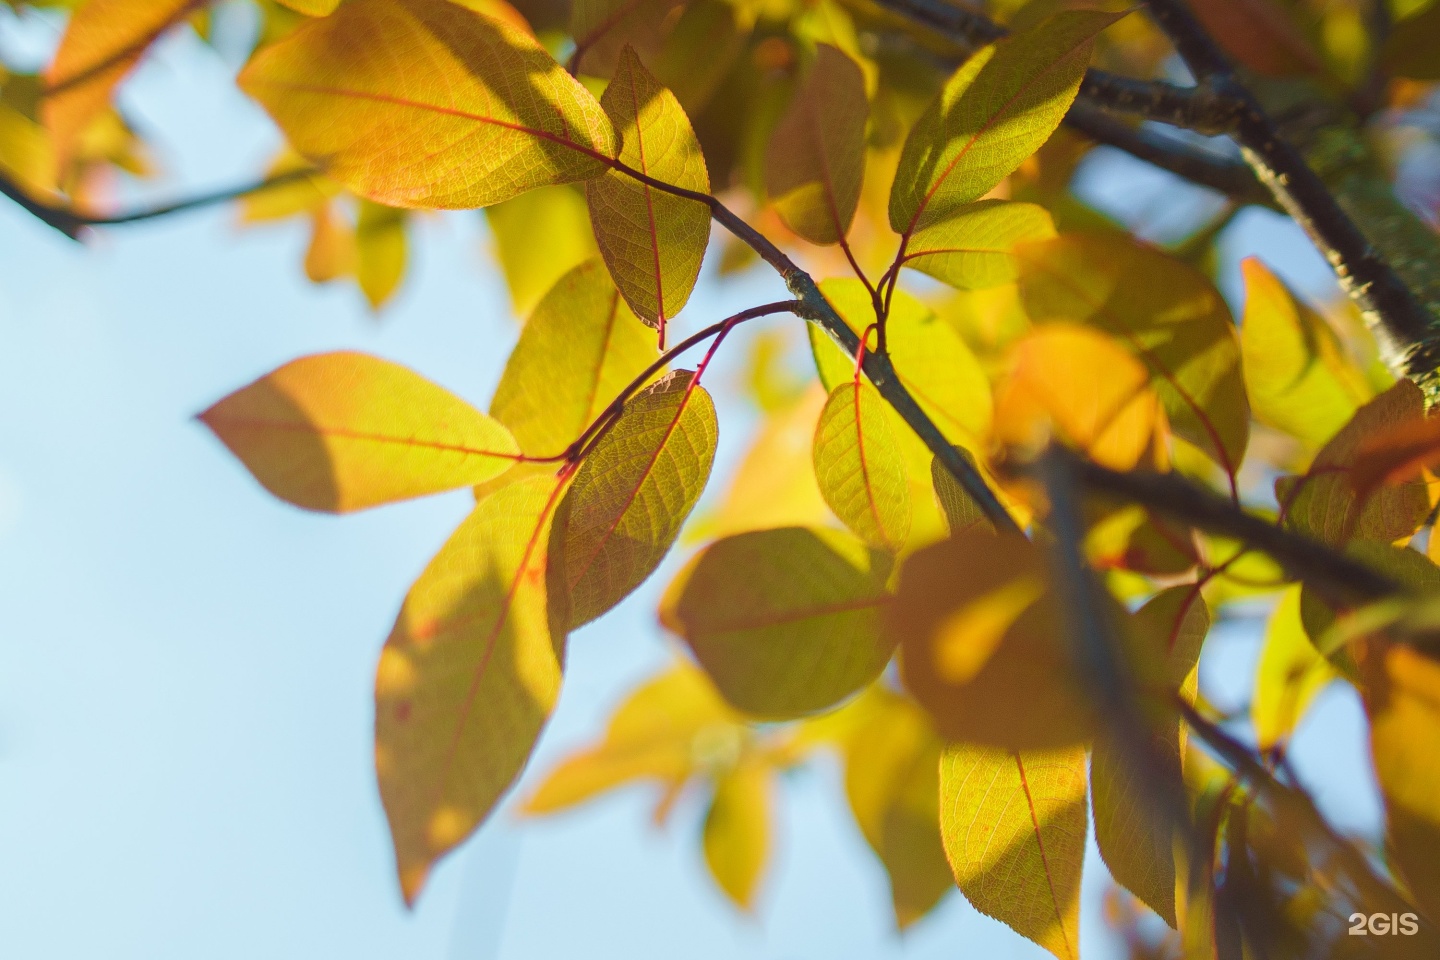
[1018,232,1249,479]
[765,44,867,246]
[276,0,340,14]
[1275,380,1430,546]
[1349,413,1440,511]
[239,0,615,210]
[552,370,717,627]
[904,201,1055,290]
[888,9,1121,235]
[842,687,954,928]
[490,260,655,458]
[586,46,710,342]
[703,754,772,911]
[662,526,894,718]
[486,185,600,316]
[813,380,911,553]
[940,743,1087,960]
[1252,586,1336,751]
[374,475,567,904]
[0,102,57,197]
[993,323,1168,472]
[355,200,408,309]
[199,351,519,512]
[569,0,684,79]
[238,149,339,222]
[893,529,1093,750]
[1240,257,1370,448]
[931,452,988,536]
[303,204,355,282]
[42,0,204,171]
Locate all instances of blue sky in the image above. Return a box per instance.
[0,9,1386,959]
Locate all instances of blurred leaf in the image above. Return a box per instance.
[703,753,772,911]
[1018,232,1249,480]
[994,323,1168,472]
[1383,2,1440,79]
[302,204,355,282]
[0,101,57,196]
[894,529,1093,750]
[904,200,1055,290]
[569,0,684,79]
[553,370,717,627]
[662,526,895,718]
[1188,0,1325,75]
[199,351,519,512]
[238,149,339,222]
[275,0,339,13]
[239,0,614,209]
[42,0,203,172]
[486,185,600,316]
[586,47,709,343]
[1240,257,1370,448]
[813,380,911,553]
[1252,586,1336,751]
[889,9,1121,235]
[940,743,1087,960]
[355,200,408,309]
[1349,414,1440,512]
[765,44,867,246]
[374,475,567,904]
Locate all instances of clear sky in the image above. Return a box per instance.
[0,9,1385,960]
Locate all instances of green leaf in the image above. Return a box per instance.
[1251,586,1337,751]
[813,380,911,553]
[239,0,615,210]
[374,475,567,904]
[586,46,710,342]
[888,9,1121,235]
[553,370,717,627]
[931,452,988,535]
[765,44,868,246]
[941,743,1088,960]
[1017,232,1250,479]
[903,200,1055,290]
[1240,257,1371,447]
[661,526,895,718]
[490,259,656,458]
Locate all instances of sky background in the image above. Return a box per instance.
[0,6,1387,959]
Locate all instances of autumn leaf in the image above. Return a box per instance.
[889,9,1122,236]
[303,204,355,282]
[276,0,341,14]
[239,0,615,210]
[765,44,868,246]
[703,753,772,911]
[374,475,568,904]
[993,323,1168,472]
[238,149,339,223]
[1018,232,1250,480]
[1275,380,1431,546]
[569,0,685,79]
[355,200,408,309]
[813,380,911,553]
[43,0,207,172]
[903,201,1056,290]
[552,370,717,627]
[1348,414,1440,511]
[486,185,600,316]
[0,102,57,198]
[1251,586,1337,751]
[1188,0,1325,76]
[941,743,1087,960]
[661,526,895,718]
[931,452,988,536]
[1240,257,1370,448]
[893,529,1093,750]
[1384,2,1440,80]
[490,259,655,458]
[841,687,954,928]
[585,47,710,343]
[199,351,519,512]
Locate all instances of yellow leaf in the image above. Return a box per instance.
[1275,380,1431,546]
[239,0,615,210]
[275,0,340,14]
[375,475,568,904]
[552,370,718,627]
[931,452,989,536]
[841,687,954,928]
[42,0,203,172]
[893,529,1093,750]
[0,101,57,197]
[662,526,895,718]
[813,380,911,553]
[1240,258,1371,448]
[1018,232,1249,480]
[889,9,1121,236]
[486,185,599,316]
[355,199,408,310]
[940,743,1087,960]
[238,149,340,222]
[199,351,519,512]
[1093,585,1210,929]
[703,754,772,911]
[490,259,656,457]
[994,324,1168,472]
[522,662,740,815]
[904,200,1056,290]
[1251,586,1337,751]
[302,204,355,282]
[765,44,868,246]
[585,46,710,343]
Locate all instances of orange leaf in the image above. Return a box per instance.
[199,351,519,512]
[238,0,615,210]
[1350,414,1440,511]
